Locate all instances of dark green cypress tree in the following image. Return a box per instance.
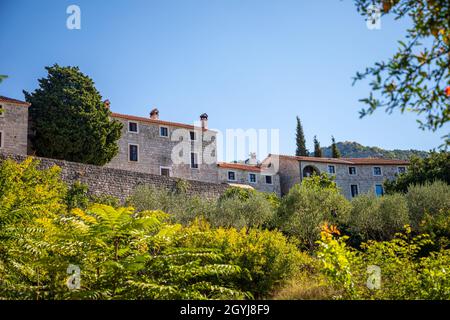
[295,116,308,156]
[313,135,322,157]
[331,136,341,158]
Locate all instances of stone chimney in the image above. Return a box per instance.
[104,99,110,109]
[200,113,208,130]
[150,108,159,120]
[248,152,257,165]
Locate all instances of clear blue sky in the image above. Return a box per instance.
[0,0,447,159]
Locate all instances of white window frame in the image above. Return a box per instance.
[0,104,4,118]
[264,175,273,185]
[159,126,169,138]
[373,166,382,176]
[0,130,4,149]
[127,121,139,134]
[128,143,139,162]
[397,166,406,174]
[227,170,237,182]
[374,184,384,197]
[248,173,257,184]
[350,184,359,198]
[348,166,357,176]
[190,152,199,169]
[327,165,336,175]
[160,166,172,177]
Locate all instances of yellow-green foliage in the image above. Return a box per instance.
[176,220,302,298]
[316,226,450,300]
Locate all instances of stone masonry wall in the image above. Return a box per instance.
[218,168,281,196]
[0,152,229,202]
[0,103,28,155]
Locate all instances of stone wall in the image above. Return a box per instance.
[0,152,229,202]
[0,102,28,155]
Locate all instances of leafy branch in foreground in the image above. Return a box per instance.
[353,0,450,145]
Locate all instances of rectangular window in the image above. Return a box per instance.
[190,131,197,141]
[249,173,257,184]
[373,167,382,176]
[265,175,273,185]
[375,184,384,197]
[398,166,406,174]
[0,105,4,117]
[328,165,336,174]
[0,131,3,148]
[128,121,138,133]
[129,144,139,162]
[349,166,357,175]
[228,171,236,181]
[160,167,171,177]
[351,184,359,198]
[160,126,169,137]
[190,152,199,169]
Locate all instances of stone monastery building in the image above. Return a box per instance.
[0,95,409,198]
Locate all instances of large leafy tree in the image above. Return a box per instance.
[24,65,123,165]
[353,0,450,146]
[0,75,7,84]
[295,116,308,156]
[384,151,450,193]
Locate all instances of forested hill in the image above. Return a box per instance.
[320,141,429,160]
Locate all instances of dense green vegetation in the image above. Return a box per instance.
[321,141,429,160]
[0,157,449,300]
[24,65,123,165]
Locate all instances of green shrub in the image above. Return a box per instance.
[347,194,409,242]
[178,221,302,298]
[316,226,450,300]
[275,183,351,249]
[405,181,450,230]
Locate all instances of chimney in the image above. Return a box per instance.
[104,99,110,109]
[200,113,208,130]
[248,152,257,165]
[150,108,159,120]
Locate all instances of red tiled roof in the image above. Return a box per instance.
[217,162,262,172]
[111,112,210,132]
[271,154,409,165]
[0,95,31,107]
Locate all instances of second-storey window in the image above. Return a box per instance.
[349,166,357,175]
[398,166,406,174]
[190,152,199,169]
[328,165,336,174]
[249,173,257,183]
[0,104,4,117]
[373,166,382,176]
[128,121,138,133]
[0,131,3,148]
[160,126,169,137]
[265,175,273,185]
[129,144,139,162]
[190,131,197,141]
[228,171,236,181]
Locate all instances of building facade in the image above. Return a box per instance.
[0,95,410,198]
[263,154,409,199]
[0,96,30,155]
[107,109,219,183]
[217,162,281,196]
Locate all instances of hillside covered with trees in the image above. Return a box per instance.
[320,141,429,160]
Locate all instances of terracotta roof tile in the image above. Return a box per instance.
[217,162,262,172]
[111,112,211,132]
[0,95,30,107]
[271,154,409,165]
